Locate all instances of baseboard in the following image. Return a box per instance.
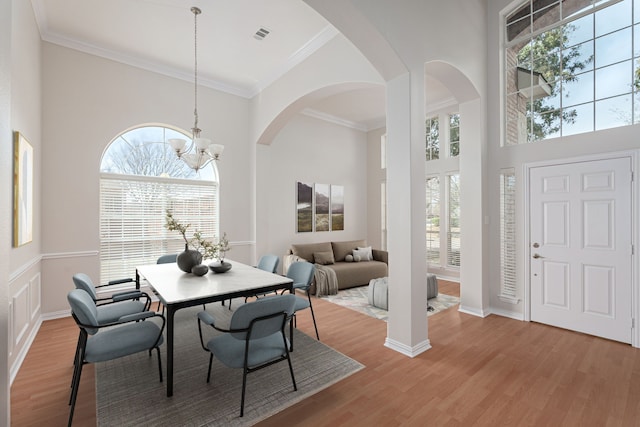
[384,336,431,358]
[489,307,524,321]
[458,304,490,318]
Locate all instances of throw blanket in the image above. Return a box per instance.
[313,264,339,297]
[283,254,339,297]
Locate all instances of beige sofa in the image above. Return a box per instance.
[286,239,388,293]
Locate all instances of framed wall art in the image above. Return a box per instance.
[296,181,313,232]
[13,131,34,247]
[315,183,330,232]
[330,184,344,231]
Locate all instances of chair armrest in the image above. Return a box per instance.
[198,311,216,326]
[118,311,155,323]
[95,277,135,288]
[112,290,146,302]
[372,249,388,265]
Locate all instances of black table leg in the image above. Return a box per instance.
[166,305,175,397]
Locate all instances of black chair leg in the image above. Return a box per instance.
[206,353,214,383]
[68,351,84,427]
[309,303,320,340]
[156,347,163,382]
[240,367,248,417]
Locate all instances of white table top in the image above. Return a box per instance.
[136,259,292,305]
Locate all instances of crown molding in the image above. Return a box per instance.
[248,25,339,97]
[33,0,339,100]
[302,108,370,132]
[425,96,458,114]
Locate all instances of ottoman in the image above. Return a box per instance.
[368,274,439,310]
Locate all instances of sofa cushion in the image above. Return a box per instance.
[353,247,372,261]
[291,242,332,263]
[314,251,335,265]
[331,240,366,262]
[328,260,387,289]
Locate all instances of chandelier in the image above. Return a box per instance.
[169,6,224,172]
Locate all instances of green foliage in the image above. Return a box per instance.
[517,25,593,140]
[165,209,229,260]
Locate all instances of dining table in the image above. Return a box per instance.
[135,259,293,397]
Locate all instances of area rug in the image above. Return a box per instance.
[321,286,460,322]
[95,301,364,426]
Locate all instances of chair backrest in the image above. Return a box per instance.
[157,254,178,264]
[230,294,296,340]
[286,261,315,290]
[257,254,279,273]
[68,289,100,334]
[72,273,98,301]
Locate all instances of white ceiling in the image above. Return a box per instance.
[31,0,388,131]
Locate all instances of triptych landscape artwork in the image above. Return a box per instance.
[296,181,344,233]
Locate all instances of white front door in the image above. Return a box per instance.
[529,157,633,343]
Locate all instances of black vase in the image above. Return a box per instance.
[177,244,203,273]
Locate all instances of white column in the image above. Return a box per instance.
[385,72,430,356]
[458,98,489,316]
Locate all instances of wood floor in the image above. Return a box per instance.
[11,281,640,426]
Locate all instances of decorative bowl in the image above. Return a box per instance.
[191,264,209,276]
[209,261,232,274]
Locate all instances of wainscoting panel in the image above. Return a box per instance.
[12,282,30,349]
[30,273,41,321]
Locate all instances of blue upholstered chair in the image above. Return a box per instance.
[286,261,318,351]
[242,254,281,305]
[197,294,297,417]
[257,254,279,273]
[156,253,178,264]
[67,289,165,426]
[72,273,151,322]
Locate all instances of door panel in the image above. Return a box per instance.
[530,157,632,343]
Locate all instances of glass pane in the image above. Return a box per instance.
[636,0,640,24]
[563,70,594,107]
[532,2,561,34]
[533,49,562,83]
[595,94,633,129]
[425,117,439,161]
[564,14,593,47]
[635,92,640,123]
[533,108,562,140]
[425,177,440,265]
[562,102,594,135]
[562,40,594,76]
[595,0,631,38]
[101,126,213,180]
[595,27,632,68]
[450,126,460,143]
[635,24,640,56]
[596,60,633,99]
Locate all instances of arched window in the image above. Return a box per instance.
[99,124,219,283]
[504,0,640,144]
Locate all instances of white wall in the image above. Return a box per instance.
[366,126,386,251]
[40,42,252,314]
[256,114,370,270]
[8,0,42,387]
[1,1,12,422]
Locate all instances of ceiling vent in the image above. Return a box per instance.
[254,27,271,40]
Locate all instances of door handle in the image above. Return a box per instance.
[532,253,544,259]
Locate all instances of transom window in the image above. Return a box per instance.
[99,125,219,283]
[504,0,640,144]
[426,112,461,160]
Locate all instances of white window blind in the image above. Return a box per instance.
[99,174,218,284]
[447,174,461,267]
[500,170,517,300]
[425,176,441,265]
